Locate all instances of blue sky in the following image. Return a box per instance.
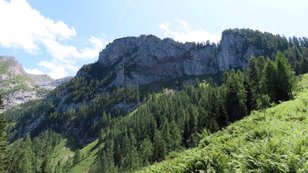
[0,0,307,79]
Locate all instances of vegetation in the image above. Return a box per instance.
[3,29,307,173]
[0,95,8,173]
[139,74,308,173]
[7,131,65,173]
[6,52,298,173]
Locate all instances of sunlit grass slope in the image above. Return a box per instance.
[139,74,308,173]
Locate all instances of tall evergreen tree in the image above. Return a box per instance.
[247,57,267,108]
[0,95,8,173]
[274,52,296,101]
[139,136,153,166]
[220,70,247,123]
[18,134,34,173]
[261,59,277,102]
[153,129,166,161]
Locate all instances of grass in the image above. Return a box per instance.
[70,139,101,173]
[138,74,308,173]
[51,138,74,170]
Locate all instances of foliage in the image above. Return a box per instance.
[8,131,63,173]
[247,53,296,109]
[86,53,297,172]
[0,95,8,173]
[139,74,308,173]
[4,28,306,173]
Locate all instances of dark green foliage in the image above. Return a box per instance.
[0,95,8,173]
[41,155,51,173]
[14,134,34,173]
[222,29,289,57]
[274,52,296,101]
[91,73,248,172]
[4,28,303,172]
[261,59,277,101]
[8,131,62,173]
[220,70,247,123]
[248,53,296,109]
[6,84,141,144]
[73,150,81,165]
[139,137,153,166]
[90,52,297,172]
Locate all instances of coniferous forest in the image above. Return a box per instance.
[1,29,308,173]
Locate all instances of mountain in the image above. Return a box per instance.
[6,29,308,143]
[0,56,72,109]
[81,29,264,88]
[5,28,308,173]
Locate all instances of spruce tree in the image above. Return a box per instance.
[261,59,277,102]
[0,95,8,173]
[221,70,247,123]
[139,137,153,166]
[18,134,34,173]
[274,52,296,101]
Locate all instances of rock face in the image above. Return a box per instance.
[95,30,263,88]
[0,56,72,109]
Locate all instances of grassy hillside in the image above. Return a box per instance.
[70,139,100,173]
[139,74,308,173]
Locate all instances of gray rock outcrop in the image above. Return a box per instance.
[95,31,263,88]
[0,56,72,109]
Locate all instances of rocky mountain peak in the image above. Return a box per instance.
[0,56,72,109]
[92,29,263,88]
[0,56,26,78]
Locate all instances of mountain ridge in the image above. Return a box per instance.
[6,28,308,145]
[75,28,291,92]
[0,56,72,109]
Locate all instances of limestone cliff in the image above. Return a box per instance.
[91,29,264,88]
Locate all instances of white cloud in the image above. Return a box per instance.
[0,0,108,79]
[159,20,221,43]
[24,68,45,75]
[37,60,78,79]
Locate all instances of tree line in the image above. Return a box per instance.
[88,53,296,172]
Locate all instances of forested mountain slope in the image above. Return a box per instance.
[4,28,308,173]
[139,74,308,173]
[6,28,308,144]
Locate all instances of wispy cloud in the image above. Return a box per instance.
[159,20,221,43]
[0,0,108,79]
[116,0,131,27]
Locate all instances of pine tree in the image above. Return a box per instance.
[261,59,277,102]
[169,121,182,150]
[96,132,117,173]
[221,70,247,123]
[274,52,296,101]
[18,134,34,173]
[153,129,166,161]
[247,57,267,108]
[0,95,8,173]
[139,137,153,166]
[121,129,140,171]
